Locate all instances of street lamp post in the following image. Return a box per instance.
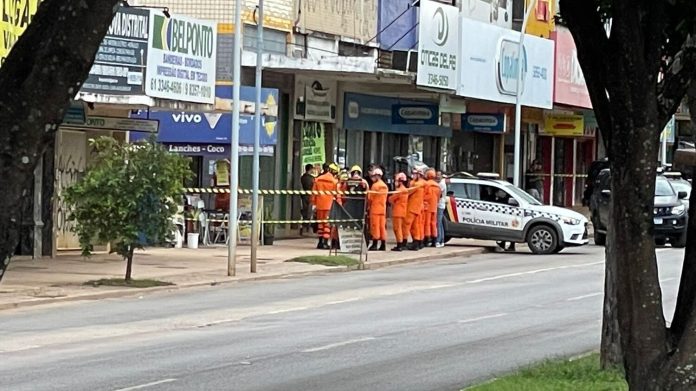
[251,0,264,273]
[228,0,243,276]
[513,0,538,188]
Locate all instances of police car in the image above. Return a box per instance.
[444,173,589,254]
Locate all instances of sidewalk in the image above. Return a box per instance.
[0,238,490,310]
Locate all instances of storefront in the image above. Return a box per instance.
[449,104,510,176]
[130,85,280,212]
[339,92,451,180]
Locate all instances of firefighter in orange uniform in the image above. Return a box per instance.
[423,168,441,248]
[311,163,339,249]
[388,172,409,251]
[404,166,426,251]
[367,168,389,251]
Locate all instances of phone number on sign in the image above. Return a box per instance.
[151,78,183,94]
[427,74,450,87]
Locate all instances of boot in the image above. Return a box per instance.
[391,242,402,251]
[408,240,421,251]
[316,238,325,249]
[418,239,425,250]
[368,240,379,251]
[430,238,437,248]
[379,241,386,251]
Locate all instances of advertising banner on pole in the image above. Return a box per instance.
[301,122,326,168]
[417,0,459,90]
[81,7,150,95]
[145,10,217,104]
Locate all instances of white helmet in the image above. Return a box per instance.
[372,168,383,177]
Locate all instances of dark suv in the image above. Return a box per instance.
[590,169,689,247]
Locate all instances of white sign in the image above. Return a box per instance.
[338,228,364,254]
[417,0,459,90]
[145,11,217,104]
[462,0,513,29]
[69,116,160,133]
[457,18,555,109]
[293,77,337,123]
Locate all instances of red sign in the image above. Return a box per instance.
[553,27,592,108]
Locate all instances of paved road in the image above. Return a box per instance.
[0,245,684,391]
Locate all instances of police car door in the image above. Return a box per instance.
[474,184,525,241]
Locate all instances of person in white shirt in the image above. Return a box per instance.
[436,171,447,247]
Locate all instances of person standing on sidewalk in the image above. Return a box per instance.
[311,163,339,249]
[405,166,426,251]
[436,171,447,248]
[423,169,441,247]
[300,164,315,235]
[389,172,409,251]
[367,168,388,251]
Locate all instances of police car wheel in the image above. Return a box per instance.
[527,225,558,255]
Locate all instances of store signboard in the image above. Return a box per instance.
[457,18,555,109]
[462,113,506,133]
[553,27,592,108]
[145,10,217,104]
[542,114,584,137]
[130,85,279,145]
[417,0,459,90]
[81,7,150,95]
[343,93,450,137]
[293,77,337,123]
[392,104,439,125]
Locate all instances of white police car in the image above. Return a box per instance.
[444,173,589,254]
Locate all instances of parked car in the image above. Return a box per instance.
[664,171,691,210]
[443,173,589,254]
[590,169,688,247]
[582,158,610,206]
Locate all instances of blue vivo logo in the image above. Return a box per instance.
[496,39,527,96]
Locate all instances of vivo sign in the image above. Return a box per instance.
[496,39,527,96]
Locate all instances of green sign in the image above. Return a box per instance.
[301,122,326,168]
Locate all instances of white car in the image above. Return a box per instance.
[444,174,589,254]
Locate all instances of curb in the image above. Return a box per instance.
[0,247,489,311]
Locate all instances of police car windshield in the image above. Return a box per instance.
[656,178,676,197]
[502,183,542,206]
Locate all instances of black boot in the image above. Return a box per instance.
[391,244,402,251]
[379,241,386,251]
[430,237,437,248]
[418,239,425,250]
[369,240,379,251]
[317,238,325,249]
[408,240,420,251]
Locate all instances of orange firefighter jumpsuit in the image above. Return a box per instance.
[403,178,425,242]
[368,178,389,241]
[389,184,408,243]
[423,178,441,240]
[311,172,337,240]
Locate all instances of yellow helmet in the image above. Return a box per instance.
[328,163,340,174]
[350,165,362,175]
[338,170,349,181]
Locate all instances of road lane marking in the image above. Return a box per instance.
[327,298,360,305]
[302,337,375,353]
[567,292,603,301]
[466,261,603,284]
[112,379,177,391]
[267,307,309,314]
[457,313,508,324]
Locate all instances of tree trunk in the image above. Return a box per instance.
[125,247,134,282]
[0,0,120,283]
[610,122,669,390]
[600,258,623,370]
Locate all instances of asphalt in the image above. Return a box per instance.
[0,245,685,391]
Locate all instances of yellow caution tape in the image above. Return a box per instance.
[183,188,368,195]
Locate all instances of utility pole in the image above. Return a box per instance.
[513,0,537,188]
[228,0,243,276]
[251,0,264,273]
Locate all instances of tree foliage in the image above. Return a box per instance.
[65,137,191,280]
[560,0,696,389]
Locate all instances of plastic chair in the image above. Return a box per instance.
[212,213,229,244]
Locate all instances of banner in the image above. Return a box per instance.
[301,122,326,168]
[417,0,459,90]
[462,114,506,133]
[293,77,336,123]
[81,7,150,95]
[0,0,41,66]
[542,114,584,137]
[145,10,217,104]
